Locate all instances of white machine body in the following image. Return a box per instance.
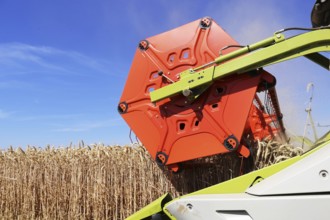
[165,142,330,220]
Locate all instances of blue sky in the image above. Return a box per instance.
[0,0,329,148]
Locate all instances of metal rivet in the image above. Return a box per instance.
[186,203,193,210]
[183,89,192,97]
[319,170,328,179]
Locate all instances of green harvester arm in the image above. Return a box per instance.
[150,28,330,103]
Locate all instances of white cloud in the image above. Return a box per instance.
[0,43,68,74]
[15,113,84,122]
[0,43,114,77]
[0,109,13,119]
[0,80,33,89]
[204,0,285,44]
[53,118,122,132]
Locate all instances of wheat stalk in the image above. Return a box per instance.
[0,139,301,219]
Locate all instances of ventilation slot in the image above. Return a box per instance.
[194,120,200,127]
[150,71,159,79]
[146,85,156,94]
[181,49,190,59]
[168,53,176,64]
[216,87,224,95]
[179,123,186,131]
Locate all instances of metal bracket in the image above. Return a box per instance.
[305,52,330,70]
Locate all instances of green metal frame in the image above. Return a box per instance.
[150,29,330,103]
[125,193,172,220]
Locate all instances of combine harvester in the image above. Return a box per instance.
[118,1,330,219]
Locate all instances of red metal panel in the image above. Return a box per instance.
[118,17,285,171]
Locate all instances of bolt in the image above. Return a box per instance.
[186,203,193,210]
[320,170,328,179]
[138,40,149,50]
[183,89,192,97]
[200,17,212,28]
[276,34,282,39]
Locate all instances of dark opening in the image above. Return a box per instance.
[212,103,218,108]
[216,87,224,94]
[179,123,186,130]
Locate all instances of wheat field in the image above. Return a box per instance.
[0,140,302,219]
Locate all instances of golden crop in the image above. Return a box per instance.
[0,140,301,219]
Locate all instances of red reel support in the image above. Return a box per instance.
[119,18,285,171]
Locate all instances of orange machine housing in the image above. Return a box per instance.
[118,18,285,171]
